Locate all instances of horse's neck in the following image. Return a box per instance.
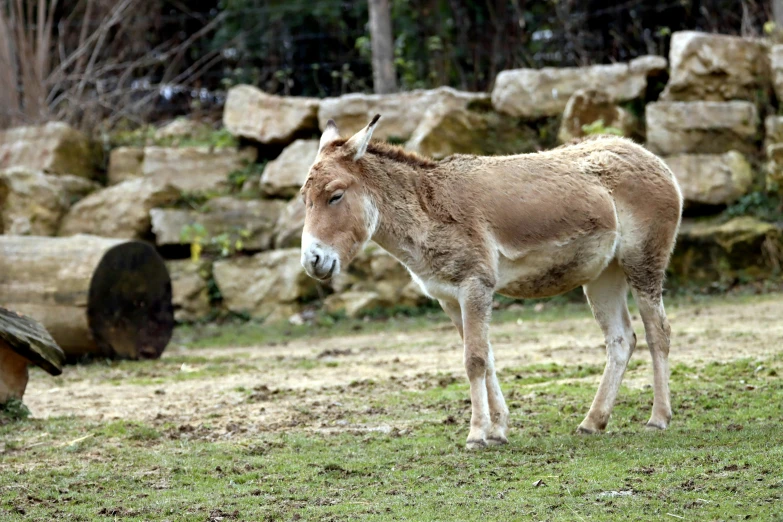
[366,160,430,269]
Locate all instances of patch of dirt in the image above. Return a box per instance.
[23,295,783,434]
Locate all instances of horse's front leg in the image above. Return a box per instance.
[484,342,509,445]
[457,279,499,450]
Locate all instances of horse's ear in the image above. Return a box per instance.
[318,119,341,153]
[345,114,381,161]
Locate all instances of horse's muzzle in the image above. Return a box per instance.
[301,235,340,281]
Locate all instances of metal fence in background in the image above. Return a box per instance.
[0,0,774,129]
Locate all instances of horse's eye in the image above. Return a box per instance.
[329,192,344,205]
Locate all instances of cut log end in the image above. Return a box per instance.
[87,241,174,360]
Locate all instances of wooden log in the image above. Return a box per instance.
[0,307,64,403]
[0,235,174,360]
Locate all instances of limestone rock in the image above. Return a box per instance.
[763,116,783,190]
[663,152,753,206]
[332,244,424,308]
[213,249,319,320]
[0,167,99,236]
[765,143,783,190]
[491,56,667,118]
[154,118,212,140]
[0,122,99,178]
[764,115,783,148]
[671,217,783,285]
[58,178,180,239]
[150,197,286,251]
[260,140,319,197]
[662,31,770,102]
[273,197,306,248]
[405,98,550,159]
[141,146,257,192]
[107,147,144,185]
[324,291,382,318]
[557,89,639,143]
[645,101,759,155]
[54,175,101,205]
[166,259,211,323]
[108,146,255,191]
[318,87,487,141]
[768,45,783,105]
[223,85,319,144]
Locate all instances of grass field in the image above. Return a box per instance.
[2,292,783,521]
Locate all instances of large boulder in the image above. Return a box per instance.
[769,45,783,106]
[140,146,257,192]
[223,85,319,144]
[670,217,783,285]
[154,118,213,141]
[556,89,639,143]
[107,147,144,185]
[405,99,553,159]
[150,197,286,251]
[764,116,783,190]
[645,101,759,155]
[318,87,487,141]
[213,249,319,321]
[166,259,211,323]
[324,291,383,318]
[58,178,180,239]
[273,197,306,248]
[260,139,319,197]
[663,152,753,206]
[0,167,99,236]
[108,146,256,191]
[765,143,783,190]
[329,244,424,311]
[661,31,770,102]
[491,56,667,119]
[0,122,99,178]
[764,115,783,148]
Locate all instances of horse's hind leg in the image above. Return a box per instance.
[630,288,672,429]
[578,260,637,433]
[621,237,675,430]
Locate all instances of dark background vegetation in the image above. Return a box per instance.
[0,0,774,130]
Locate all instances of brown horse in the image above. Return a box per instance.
[300,115,682,450]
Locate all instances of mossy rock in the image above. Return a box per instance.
[669,216,783,285]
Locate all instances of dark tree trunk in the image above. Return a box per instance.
[368,0,397,94]
[774,0,783,30]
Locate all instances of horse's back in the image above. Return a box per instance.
[456,136,681,297]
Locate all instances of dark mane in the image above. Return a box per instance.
[324,137,437,169]
[366,140,438,169]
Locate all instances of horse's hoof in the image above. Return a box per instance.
[576,424,599,435]
[645,420,668,430]
[487,436,508,446]
[465,439,487,451]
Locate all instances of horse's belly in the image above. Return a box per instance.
[496,230,618,299]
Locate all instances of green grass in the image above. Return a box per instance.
[108,124,238,149]
[2,356,782,521]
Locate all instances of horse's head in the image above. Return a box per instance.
[299,115,381,281]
